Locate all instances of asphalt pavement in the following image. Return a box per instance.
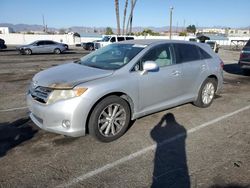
[0,47,249,188]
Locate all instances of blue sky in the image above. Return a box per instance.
[0,0,249,28]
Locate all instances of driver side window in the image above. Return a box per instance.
[141,44,174,68]
[110,37,116,43]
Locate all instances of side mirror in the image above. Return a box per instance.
[141,61,159,75]
[33,43,38,46]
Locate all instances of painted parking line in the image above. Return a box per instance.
[0,106,28,112]
[57,104,250,188]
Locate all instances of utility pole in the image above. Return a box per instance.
[183,19,186,32]
[42,14,45,32]
[169,6,174,40]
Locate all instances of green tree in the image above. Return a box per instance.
[137,29,159,36]
[179,32,187,36]
[186,25,196,34]
[105,27,114,35]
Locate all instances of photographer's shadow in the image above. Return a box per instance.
[151,113,190,188]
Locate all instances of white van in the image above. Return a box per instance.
[94,35,134,49]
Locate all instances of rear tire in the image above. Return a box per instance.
[193,78,217,108]
[89,95,131,142]
[54,48,61,54]
[242,69,250,75]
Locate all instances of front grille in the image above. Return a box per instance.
[30,86,52,104]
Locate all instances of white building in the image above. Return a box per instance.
[228,29,250,36]
[0,27,14,34]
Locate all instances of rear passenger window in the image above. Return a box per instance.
[174,44,200,63]
[198,47,212,59]
[125,37,134,40]
[117,37,125,42]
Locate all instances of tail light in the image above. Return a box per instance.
[220,59,224,69]
[240,51,243,59]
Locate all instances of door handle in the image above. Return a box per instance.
[172,70,180,76]
[201,64,206,70]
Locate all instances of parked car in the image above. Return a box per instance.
[27,40,223,142]
[205,40,219,53]
[82,40,101,51]
[16,40,68,55]
[94,35,134,49]
[0,38,7,50]
[238,39,250,74]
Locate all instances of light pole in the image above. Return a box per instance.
[169,6,174,40]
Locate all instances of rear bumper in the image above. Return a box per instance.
[239,61,250,69]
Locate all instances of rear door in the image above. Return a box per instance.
[43,41,55,53]
[174,43,209,97]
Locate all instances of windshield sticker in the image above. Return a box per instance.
[132,44,147,48]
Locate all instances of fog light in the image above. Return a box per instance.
[62,120,71,129]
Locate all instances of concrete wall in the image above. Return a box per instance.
[0,33,77,45]
[0,33,249,46]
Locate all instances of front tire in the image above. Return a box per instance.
[25,49,32,55]
[89,96,131,142]
[193,78,217,108]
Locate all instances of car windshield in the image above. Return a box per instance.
[77,43,145,70]
[101,36,111,42]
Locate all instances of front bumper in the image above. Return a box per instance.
[27,94,92,137]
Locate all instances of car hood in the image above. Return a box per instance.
[33,62,114,89]
[16,44,30,49]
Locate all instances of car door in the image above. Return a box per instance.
[174,43,209,97]
[32,41,45,53]
[137,44,183,112]
[42,40,53,53]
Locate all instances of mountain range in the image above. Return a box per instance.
[0,23,249,34]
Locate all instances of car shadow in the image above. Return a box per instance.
[0,118,38,157]
[150,113,190,188]
[209,183,250,188]
[223,64,250,76]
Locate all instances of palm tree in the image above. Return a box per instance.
[122,0,128,35]
[126,0,138,35]
[115,0,121,35]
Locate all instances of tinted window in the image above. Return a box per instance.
[198,47,212,59]
[110,37,116,43]
[126,37,134,40]
[45,41,55,45]
[141,44,174,68]
[174,43,200,63]
[117,37,125,42]
[245,40,250,47]
[36,41,45,46]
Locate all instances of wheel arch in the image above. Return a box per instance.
[207,74,218,90]
[85,92,134,133]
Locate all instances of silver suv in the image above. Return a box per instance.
[27,40,223,142]
[17,40,68,55]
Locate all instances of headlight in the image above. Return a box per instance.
[47,88,87,104]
